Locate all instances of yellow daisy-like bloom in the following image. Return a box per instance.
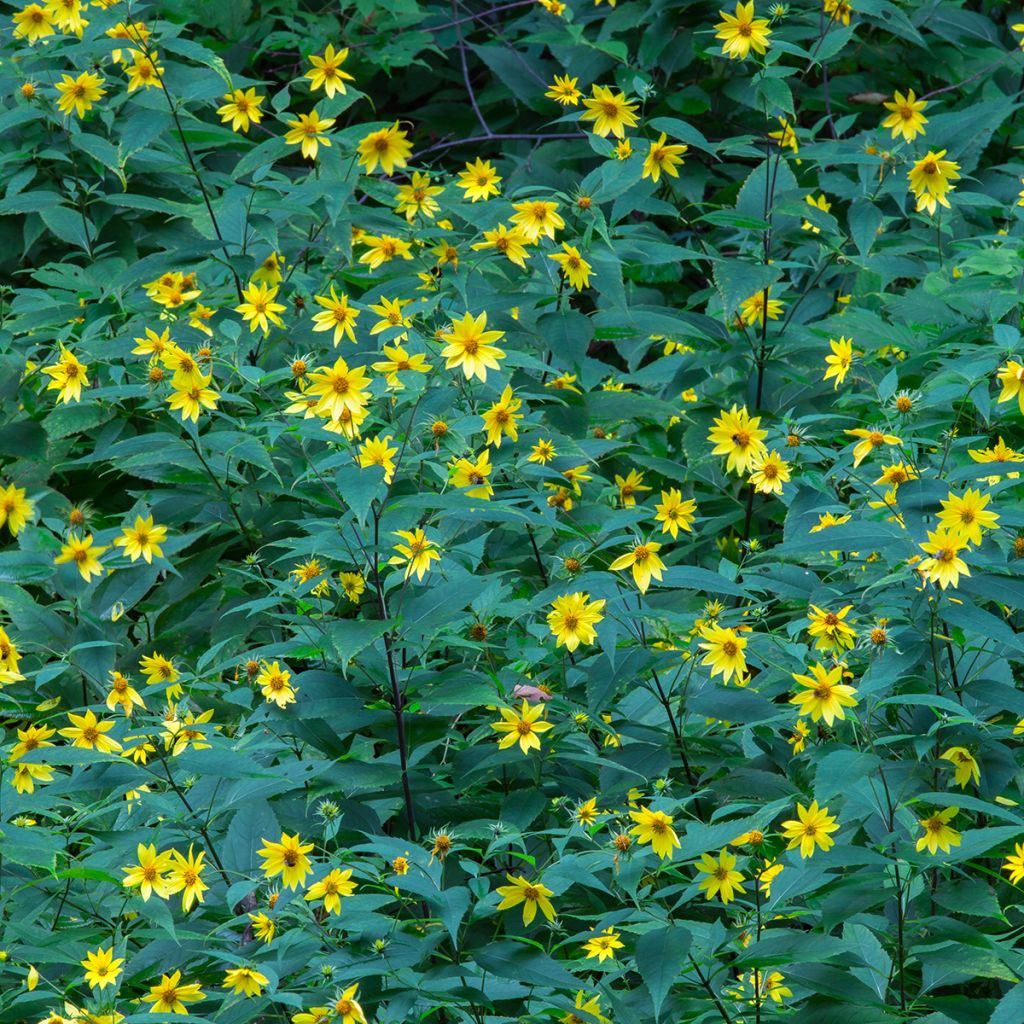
[257,660,298,708]
[359,233,414,270]
[305,356,370,422]
[495,873,557,924]
[807,604,856,652]
[748,450,791,495]
[166,844,208,912]
[547,592,606,651]
[549,243,593,290]
[609,541,666,593]
[333,983,368,1024]
[114,514,167,564]
[390,527,441,580]
[122,842,175,901]
[917,527,970,590]
[580,84,639,138]
[643,133,688,183]
[845,428,901,468]
[629,806,680,860]
[529,439,557,464]
[236,281,286,334]
[440,311,506,382]
[55,71,106,118]
[285,111,336,160]
[699,624,748,683]
[715,1,772,60]
[12,4,55,44]
[457,157,502,201]
[615,469,651,507]
[881,88,928,142]
[916,807,960,855]
[249,911,276,943]
[223,966,269,997]
[106,670,145,715]
[167,374,219,423]
[582,927,624,961]
[1002,843,1024,884]
[824,0,853,26]
[696,848,746,903]
[481,386,522,447]
[491,699,554,754]
[739,288,784,327]
[258,832,314,890]
[357,121,413,176]
[937,488,999,546]
[395,171,444,222]
[546,73,582,105]
[41,345,89,404]
[997,359,1024,413]
[125,50,164,92]
[81,946,124,991]
[823,336,853,389]
[142,971,206,1014]
[907,150,960,209]
[574,797,600,825]
[450,449,494,499]
[358,435,399,484]
[305,867,357,915]
[373,343,431,387]
[305,44,354,98]
[802,193,831,232]
[510,199,565,242]
[655,488,696,537]
[472,223,532,268]
[217,87,264,132]
[312,286,360,346]
[0,483,34,536]
[55,533,107,583]
[790,662,858,726]
[707,404,768,475]
[939,746,980,789]
[781,800,838,858]
[874,461,917,488]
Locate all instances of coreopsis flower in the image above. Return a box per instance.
[800,193,832,233]
[42,345,89,404]
[125,51,164,91]
[629,807,680,860]
[305,868,356,914]
[882,88,928,142]
[510,200,565,242]
[257,661,298,708]
[918,528,970,589]
[937,488,999,546]
[11,723,54,760]
[696,848,747,903]
[769,117,798,154]
[807,605,856,652]
[47,0,87,33]
[166,845,208,912]
[457,157,502,201]
[55,534,106,583]
[749,450,791,495]
[359,234,414,270]
[609,541,666,593]
[357,121,413,175]
[335,571,363,604]
[757,861,784,897]
[333,983,367,1024]
[305,357,370,421]
[845,428,901,467]
[143,971,205,1014]
[139,652,180,698]
[545,73,582,105]
[372,343,431,386]
[643,133,688,183]
[564,992,606,1024]
[615,469,651,507]
[217,87,264,132]
[390,528,441,580]
[249,911,275,943]
[481,386,522,447]
[491,699,553,754]
[162,707,215,755]
[549,243,593,290]
[395,171,443,222]
[739,288,784,327]
[1003,844,1024,884]
[236,281,286,333]
[106,671,145,715]
[358,435,399,483]
[788,719,810,754]
[440,311,506,382]
[305,44,354,97]
[823,336,853,388]
[0,484,33,536]
[580,85,639,138]
[547,592,606,651]
[311,287,360,346]
[615,138,633,159]
[113,515,167,563]
[284,110,335,160]
[259,833,314,890]
[12,762,53,794]
[583,927,624,961]
[133,325,173,359]
[574,797,600,825]
[781,801,838,857]
[223,967,269,997]
[123,843,175,901]
[450,450,494,499]
[167,374,219,423]
[940,746,980,788]
[824,0,852,24]
[908,150,960,212]
[699,624,747,683]
[188,304,216,335]
[162,346,207,389]
[81,946,124,991]
[997,360,1024,412]
[495,874,556,924]
[13,3,55,43]
[874,461,917,488]
[472,223,532,268]
[55,71,105,118]
[708,405,768,475]
[655,489,696,537]
[251,252,284,287]
[547,372,582,393]
[916,807,960,854]
[790,663,858,725]
[715,1,771,59]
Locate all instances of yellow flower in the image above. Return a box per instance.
[739,288,784,326]
[574,797,600,825]
[113,514,167,563]
[769,117,798,154]
[142,971,206,1014]
[259,833,314,890]
[106,671,145,715]
[696,848,746,903]
[580,84,639,138]
[545,73,582,105]
[781,800,838,858]
[236,281,286,334]
[166,845,208,912]
[916,807,960,855]
[440,311,506,382]
[257,661,298,708]
[582,927,624,961]
[333,983,367,1024]
[495,874,557,924]
[0,483,33,536]
[628,806,680,860]
[699,624,747,684]
[123,842,175,901]
[55,534,106,583]
[844,428,901,468]
[12,4,55,44]
[940,746,980,789]
[390,528,441,580]
[874,461,917,488]
[510,200,565,242]
[823,336,853,389]
[997,360,1024,413]
[528,439,557,464]
[312,286,360,346]
[801,193,831,232]
[249,911,276,943]
[305,43,354,97]
[450,449,494,499]
[339,571,365,602]
[41,345,89,404]
[167,374,219,423]
[655,489,696,537]
[357,121,413,176]
[807,604,856,652]
[482,385,522,447]
[359,233,414,270]
[55,71,105,118]
[1002,843,1024,884]
[907,150,960,210]
[472,223,532,268]
[217,87,264,132]
[285,110,335,160]
[358,435,399,484]
[305,867,357,914]
[708,404,768,475]
[491,699,553,754]
[881,88,928,142]
[395,171,444,222]
[748,450,791,495]
[642,133,688,183]
[547,592,605,651]
[81,946,124,991]
[609,541,666,594]
[824,0,853,25]
[937,488,999,546]
[10,722,54,760]
[790,663,858,726]
[223,966,269,997]
[788,719,810,755]
[562,992,607,1024]
[125,50,164,92]
[757,861,784,897]
[918,527,970,590]
[305,356,370,422]
[457,157,502,201]
[715,1,772,59]
[252,251,284,286]
[549,243,593,290]
[615,469,651,507]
